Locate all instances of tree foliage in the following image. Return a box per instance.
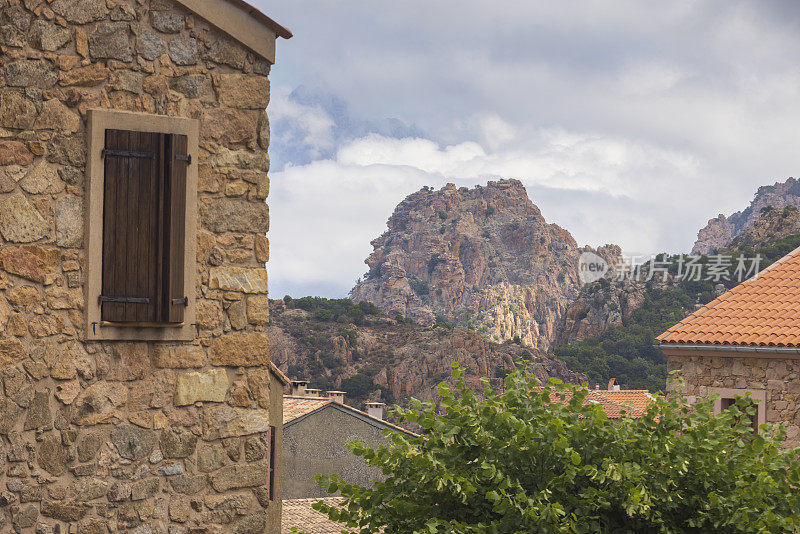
[303,366,800,533]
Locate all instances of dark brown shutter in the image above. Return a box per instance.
[163,134,188,324]
[101,130,189,324]
[267,425,277,501]
[101,130,162,323]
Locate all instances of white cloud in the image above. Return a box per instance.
[257,0,800,296]
[269,128,706,297]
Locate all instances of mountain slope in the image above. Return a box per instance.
[269,298,585,407]
[350,179,618,350]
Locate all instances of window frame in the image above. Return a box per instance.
[85,109,199,341]
[712,387,766,433]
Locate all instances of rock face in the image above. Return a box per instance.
[350,180,617,350]
[692,177,800,254]
[269,302,586,407]
[0,0,284,532]
[557,278,648,346]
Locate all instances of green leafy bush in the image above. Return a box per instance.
[284,296,381,325]
[306,366,800,533]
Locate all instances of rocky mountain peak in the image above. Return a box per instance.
[350,179,618,350]
[692,177,800,254]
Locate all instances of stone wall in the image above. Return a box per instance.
[668,354,800,448]
[0,0,279,531]
[283,406,393,500]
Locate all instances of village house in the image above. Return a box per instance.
[658,247,800,447]
[0,0,289,532]
[282,382,417,500]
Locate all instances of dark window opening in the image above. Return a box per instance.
[721,397,758,434]
[100,129,189,324]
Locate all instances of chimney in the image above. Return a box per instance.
[608,378,620,392]
[365,402,385,420]
[326,391,345,404]
[305,388,321,397]
[290,380,308,396]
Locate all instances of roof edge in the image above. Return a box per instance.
[174,0,291,64]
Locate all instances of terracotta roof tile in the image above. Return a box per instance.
[282,498,345,534]
[658,246,800,347]
[536,388,656,419]
[283,396,332,424]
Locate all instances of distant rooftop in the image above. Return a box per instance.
[282,498,345,534]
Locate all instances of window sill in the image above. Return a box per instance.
[86,321,197,342]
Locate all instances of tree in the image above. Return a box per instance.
[304,366,800,533]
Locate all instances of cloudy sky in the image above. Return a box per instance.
[254,0,800,298]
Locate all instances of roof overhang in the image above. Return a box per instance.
[659,343,800,359]
[270,361,290,385]
[174,0,291,64]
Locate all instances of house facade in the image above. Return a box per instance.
[0,0,289,531]
[658,248,800,447]
[282,388,416,500]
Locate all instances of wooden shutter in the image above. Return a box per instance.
[101,130,162,323]
[267,425,277,501]
[163,134,188,324]
[101,130,189,324]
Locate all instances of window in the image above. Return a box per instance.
[101,130,188,324]
[86,110,199,341]
[713,388,766,435]
[268,425,277,501]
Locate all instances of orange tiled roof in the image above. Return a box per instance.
[283,396,332,424]
[538,388,656,419]
[282,498,346,534]
[657,247,800,347]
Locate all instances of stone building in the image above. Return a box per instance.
[282,386,416,500]
[658,247,800,447]
[0,0,290,532]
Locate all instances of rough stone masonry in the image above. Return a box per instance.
[0,0,282,531]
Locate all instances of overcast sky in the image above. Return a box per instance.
[253,0,800,298]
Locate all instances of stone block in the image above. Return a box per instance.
[0,192,48,242]
[247,295,270,325]
[41,500,88,522]
[55,195,84,247]
[0,337,27,369]
[131,477,159,501]
[208,461,268,492]
[209,267,268,294]
[174,368,229,406]
[153,345,205,368]
[89,21,132,61]
[160,429,198,459]
[38,434,68,475]
[215,74,269,109]
[51,0,108,24]
[201,199,269,234]
[211,331,269,367]
[34,99,81,133]
[111,425,157,461]
[0,91,36,129]
[202,406,270,440]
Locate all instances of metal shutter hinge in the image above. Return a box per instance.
[102,149,153,159]
[98,296,151,304]
[171,297,189,306]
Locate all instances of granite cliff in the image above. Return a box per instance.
[349,179,619,350]
[268,300,586,407]
[692,177,800,254]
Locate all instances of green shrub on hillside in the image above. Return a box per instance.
[284,296,381,325]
